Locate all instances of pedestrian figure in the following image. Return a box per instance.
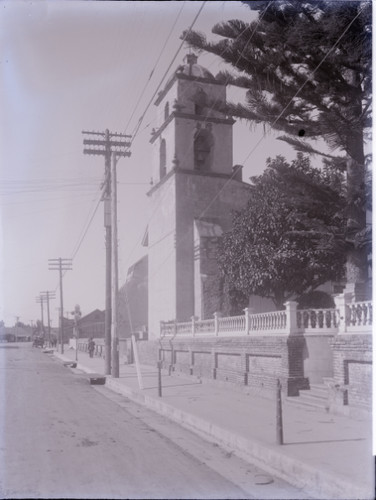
[88,337,95,358]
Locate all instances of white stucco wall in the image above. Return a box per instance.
[147,176,177,339]
[176,172,250,322]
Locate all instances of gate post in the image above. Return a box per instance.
[244,307,250,335]
[284,301,298,334]
[214,312,220,336]
[191,316,196,336]
[276,379,284,445]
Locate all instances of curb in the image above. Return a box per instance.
[53,351,99,375]
[53,352,371,500]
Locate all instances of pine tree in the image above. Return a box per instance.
[183,0,372,298]
[218,154,346,309]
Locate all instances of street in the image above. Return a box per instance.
[0,344,311,499]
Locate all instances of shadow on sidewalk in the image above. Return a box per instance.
[140,382,203,391]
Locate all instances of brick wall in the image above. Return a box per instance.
[330,334,372,410]
[135,336,308,396]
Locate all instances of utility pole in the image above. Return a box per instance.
[48,258,72,354]
[111,153,120,377]
[41,291,56,347]
[35,295,46,336]
[72,304,82,362]
[82,129,131,376]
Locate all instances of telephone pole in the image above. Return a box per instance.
[48,258,72,354]
[82,129,131,376]
[35,295,46,336]
[41,291,56,347]
[111,153,120,377]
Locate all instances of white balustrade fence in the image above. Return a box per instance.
[160,296,372,338]
[176,322,192,335]
[297,308,338,330]
[346,301,372,327]
[218,315,245,333]
[160,322,176,336]
[248,310,287,332]
[195,319,215,334]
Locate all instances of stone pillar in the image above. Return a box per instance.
[213,312,221,336]
[189,349,194,375]
[334,293,348,334]
[191,316,196,337]
[244,307,250,335]
[211,347,216,379]
[284,301,298,335]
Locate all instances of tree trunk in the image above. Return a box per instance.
[274,290,286,311]
[344,70,369,299]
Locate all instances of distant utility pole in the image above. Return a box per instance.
[35,295,46,335]
[41,291,56,347]
[48,258,72,354]
[82,129,131,376]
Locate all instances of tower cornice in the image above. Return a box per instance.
[150,111,235,144]
[155,73,224,107]
[147,166,250,197]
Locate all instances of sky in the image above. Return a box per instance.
[0,0,309,327]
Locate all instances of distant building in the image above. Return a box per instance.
[0,325,32,342]
[77,309,105,338]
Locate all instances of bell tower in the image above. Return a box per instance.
[150,53,234,181]
[146,54,249,339]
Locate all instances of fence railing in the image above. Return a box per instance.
[297,308,338,330]
[218,314,245,333]
[195,318,215,334]
[160,296,372,338]
[176,321,192,335]
[346,301,372,328]
[249,310,287,332]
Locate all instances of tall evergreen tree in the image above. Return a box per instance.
[183,0,372,298]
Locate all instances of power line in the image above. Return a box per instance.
[241,2,368,165]
[40,291,56,346]
[146,2,363,284]
[42,6,162,313]
[128,1,207,146]
[100,3,255,277]
[115,2,206,297]
[125,6,263,149]
[70,193,103,261]
[122,175,175,271]
[120,10,260,276]
[123,1,259,271]
[48,258,73,355]
[82,128,131,375]
[123,1,187,136]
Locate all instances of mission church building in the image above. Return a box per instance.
[116,54,372,419]
[121,54,251,340]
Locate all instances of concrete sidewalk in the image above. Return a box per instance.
[52,347,374,500]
